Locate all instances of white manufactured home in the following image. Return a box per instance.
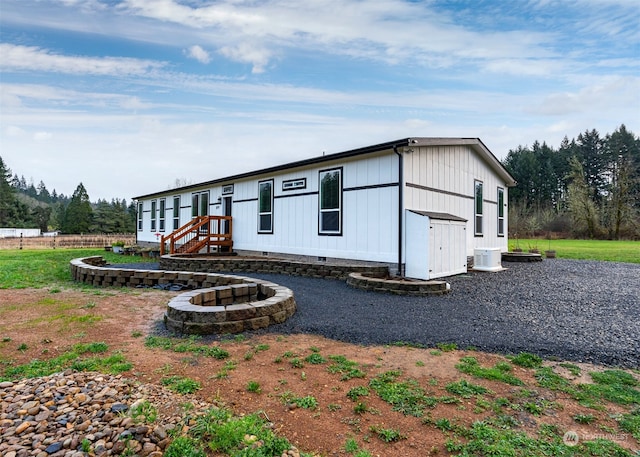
[133,138,516,279]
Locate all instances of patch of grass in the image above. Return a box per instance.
[347,386,370,401]
[280,391,319,410]
[130,400,158,423]
[344,437,359,453]
[559,362,582,376]
[161,376,201,394]
[510,352,543,368]
[163,436,205,457]
[369,370,438,417]
[304,352,327,365]
[436,342,458,352]
[289,357,304,368]
[617,408,640,441]
[0,249,157,289]
[509,239,640,264]
[144,336,229,360]
[581,370,640,406]
[253,343,270,352]
[1,342,130,380]
[246,380,261,393]
[445,379,491,398]
[70,352,132,374]
[574,413,596,424]
[211,360,238,380]
[456,356,524,386]
[369,425,405,443]
[445,420,633,456]
[353,401,368,415]
[327,355,366,381]
[188,408,291,456]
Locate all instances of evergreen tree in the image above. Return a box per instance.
[36,180,51,203]
[0,156,17,226]
[61,183,93,233]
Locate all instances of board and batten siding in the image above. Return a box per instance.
[230,152,399,262]
[403,144,508,256]
[137,151,401,264]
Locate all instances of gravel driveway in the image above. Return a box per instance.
[238,259,639,368]
[115,259,639,367]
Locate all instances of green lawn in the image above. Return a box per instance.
[509,239,640,264]
[0,249,156,289]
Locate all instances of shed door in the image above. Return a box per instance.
[405,211,429,280]
[429,220,467,279]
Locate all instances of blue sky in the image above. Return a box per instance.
[1,0,638,201]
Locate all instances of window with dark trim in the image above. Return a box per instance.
[159,198,166,231]
[497,187,505,237]
[258,180,273,233]
[191,191,209,218]
[137,202,143,231]
[173,196,180,230]
[150,200,157,231]
[474,180,483,236]
[319,168,342,235]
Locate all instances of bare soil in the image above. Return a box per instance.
[0,288,637,456]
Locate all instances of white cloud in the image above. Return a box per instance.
[0,44,166,76]
[184,45,211,64]
[218,43,272,74]
[33,131,52,141]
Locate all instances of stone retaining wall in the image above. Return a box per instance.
[159,255,389,280]
[346,273,451,296]
[70,257,296,335]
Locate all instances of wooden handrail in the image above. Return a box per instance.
[160,216,233,255]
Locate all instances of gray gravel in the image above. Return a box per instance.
[116,259,640,368]
[236,259,640,368]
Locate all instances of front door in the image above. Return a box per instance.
[223,196,232,234]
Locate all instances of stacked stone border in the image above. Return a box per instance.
[70,257,295,335]
[501,252,543,262]
[159,255,389,280]
[346,273,451,296]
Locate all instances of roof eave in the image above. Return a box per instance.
[132,138,411,200]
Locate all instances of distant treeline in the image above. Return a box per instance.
[2,124,638,238]
[502,124,639,240]
[0,157,135,234]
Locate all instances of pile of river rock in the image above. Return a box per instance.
[0,370,239,457]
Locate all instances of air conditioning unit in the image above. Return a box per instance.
[473,248,503,272]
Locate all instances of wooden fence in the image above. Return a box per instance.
[0,234,137,250]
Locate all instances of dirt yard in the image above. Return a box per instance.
[0,287,637,456]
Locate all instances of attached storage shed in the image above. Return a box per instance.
[133,137,516,278]
[405,211,468,280]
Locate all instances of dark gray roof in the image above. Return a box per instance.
[133,137,515,200]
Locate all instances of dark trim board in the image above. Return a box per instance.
[406,182,473,200]
[274,191,318,199]
[344,182,399,192]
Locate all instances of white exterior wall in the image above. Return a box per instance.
[137,152,400,263]
[403,145,509,256]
